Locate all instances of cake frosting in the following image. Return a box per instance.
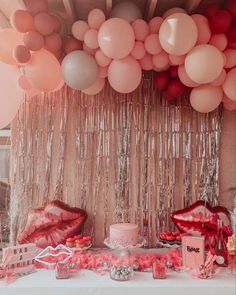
[109,223,139,247]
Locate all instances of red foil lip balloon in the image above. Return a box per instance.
[18,200,87,249]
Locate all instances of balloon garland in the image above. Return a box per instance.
[0,0,236,128]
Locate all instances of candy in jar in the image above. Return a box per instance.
[152,259,166,279]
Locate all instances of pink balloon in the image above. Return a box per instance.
[51,15,62,33]
[159,13,198,56]
[95,50,111,67]
[185,44,224,83]
[98,66,108,78]
[44,33,62,53]
[223,68,236,101]
[34,13,55,36]
[223,96,236,111]
[63,36,82,54]
[131,41,146,60]
[211,69,226,86]
[13,45,31,64]
[72,21,89,41]
[192,14,211,45]
[132,19,149,41]
[108,56,142,93]
[26,0,48,16]
[224,49,236,68]
[163,8,187,18]
[83,43,96,56]
[50,79,65,92]
[82,77,105,95]
[88,9,106,30]
[0,62,23,129]
[24,49,62,91]
[178,65,200,87]
[10,10,34,33]
[18,75,32,90]
[149,17,163,34]
[169,54,186,65]
[144,34,162,55]
[139,54,153,71]
[98,18,135,59]
[84,29,99,49]
[209,34,228,51]
[23,31,44,51]
[152,51,169,69]
[221,52,226,66]
[190,85,223,113]
[0,28,23,65]
[153,65,169,72]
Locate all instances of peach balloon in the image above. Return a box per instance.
[18,75,32,90]
[0,28,23,65]
[144,34,162,55]
[159,13,198,56]
[132,19,149,41]
[211,69,226,86]
[152,51,169,69]
[34,13,55,36]
[63,36,82,54]
[139,54,153,71]
[88,9,106,30]
[108,56,142,93]
[26,0,48,16]
[109,1,142,23]
[131,41,146,60]
[44,33,62,53]
[224,49,236,68]
[149,17,163,34]
[185,44,224,84]
[209,34,227,51]
[95,50,111,67]
[0,61,23,129]
[82,77,105,95]
[178,65,200,87]
[72,21,89,41]
[190,85,223,113]
[169,54,185,65]
[51,15,62,33]
[23,31,44,51]
[223,68,236,101]
[223,96,236,111]
[192,14,211,45]
[24,49,62,91]
[10,10,34,33]
[83,43,96,56]
[50,79,65,93]
[13,45,31,64]
[84,29,99,49]
[98,66,108,78]
[163,8,187,19]
[98,18,135,59]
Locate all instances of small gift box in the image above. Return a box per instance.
[152,259,166,279]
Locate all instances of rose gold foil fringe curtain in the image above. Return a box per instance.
[10,76,222,247]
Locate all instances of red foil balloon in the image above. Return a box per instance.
[154,71,170,91]
[209,10,232,34]
[167,80,186,97]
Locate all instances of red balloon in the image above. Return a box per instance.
[167,80,186,97]
[226,23,236,42]
[224,0,236,19]
[169,66,178,79]
[204,3,221,18]
[209,10,232,34]
[154,71,170,91]
[162,90,173,100]
[227,41,236,49]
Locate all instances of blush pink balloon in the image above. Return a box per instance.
[131,41,146,60]
[144,34,162,55]
[223,96,236,111]
[34,13,55,36]
[50,79,65,93]
[223,49,236,68]
[83,43,96,56]
[108,56,142,93]
[163,8,187,18]
[44,33,62,53]
[24,49,62,91]
[209,34,228,51]
[10,10,35,33]
[18,75,32,90]
[169,54,186,65]
[132,19,149,41]
[159,13,198,56]
[51,15,62,33]
[211,69,226,86]
[0,28,23,65]
[72,21,89,41]
[223,67,236,101]
[84,29,99,49]
[23,31,44,51]
[88,9,106,30]
[190,85,223,113]
[82,77,105,95]
[192,14,211,45]
[98,18,135,59]
[26,0,48,16]
[95,50,111,67]
[152,51,169,69]
[153,65,170,72]
[149,17,163,34]
[178,65,200,87]
[221,52,226,66]
[139,54,153,71]
[13,45,31,64]
[98,66,108,78]
[63,36,82,54]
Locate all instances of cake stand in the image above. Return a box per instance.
[157,240,181,249]
[104,236,145,250]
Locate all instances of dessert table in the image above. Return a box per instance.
[0,268,235,295]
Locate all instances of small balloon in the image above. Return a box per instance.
[131,41,146,60]
[10,10,34,33]
[88,9,106,30]
[34,12,55,36]
[139,54,153,71]
[144,34,162,55]
[154,71,170,91]
[152,51,169,69]
[169,54,185,66]
[178,65,200,88]
[149,17,163,34]
[63,36,82,54]
[84,29,99,49]
[72,20,89,41]
[209,10,232,34]
[192,14,211,45]
[98,66,108,78]
[209,34,228,51]
[223,67,236,101]
[167,80,186,97]
[211,69,226,86]
[224,0,236,19]
[26,0,49,16]
[44,33,62,53]
[224,49,236,68]
[23,31,44,51]
[132,19,149,42]
[204,3,220,18]
[13,45,31,64]
[95,50,111,67]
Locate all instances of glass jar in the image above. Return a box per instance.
[152,259,166,279]
[55,261,70,279]
[110,249,133,281]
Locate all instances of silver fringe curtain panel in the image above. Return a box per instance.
[10,77,222,247]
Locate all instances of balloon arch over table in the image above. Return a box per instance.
[0,0,236,129]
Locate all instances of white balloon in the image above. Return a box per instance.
[110,1,142,23]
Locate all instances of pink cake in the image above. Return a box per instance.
[109,223,139,247]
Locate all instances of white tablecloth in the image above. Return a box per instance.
[0,268,235,295]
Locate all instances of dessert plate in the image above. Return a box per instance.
[157,240,181,248]
[71,244,92,251]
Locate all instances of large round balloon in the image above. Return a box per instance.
[0,62,23,129]
[82,77,105,95]
[108,56,142,93]
[159,13,198,56]
[10,10,35,33]
[98,18,135,59]
[61,50,98,90]
[190,85,223,113]
[109,1,142,23]
[178,65,200,87]
[223,68,236,101]
[24,49,62,91]
[185,44,224,84]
